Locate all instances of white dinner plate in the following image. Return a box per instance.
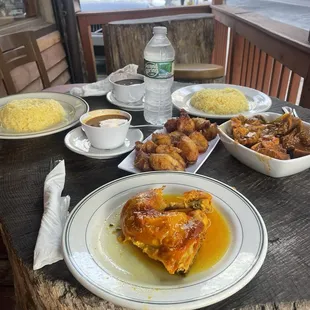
[106,91,144,111]
[62,172,268,310]
[64,126,143,159]
[0,92,89,139]
[172,84,272,119]
[118,128,220,174]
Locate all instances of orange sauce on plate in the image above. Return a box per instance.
[163,194,231,274]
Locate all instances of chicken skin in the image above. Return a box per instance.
[149,154,185,171]
[120,188,212,274]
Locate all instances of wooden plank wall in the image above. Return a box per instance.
[0,31,70,97]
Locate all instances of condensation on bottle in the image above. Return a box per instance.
[143,26,175,125]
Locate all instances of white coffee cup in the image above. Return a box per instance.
[80,109,132,150]
[109,73,145,103]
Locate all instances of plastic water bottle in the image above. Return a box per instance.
[144,26,175,125]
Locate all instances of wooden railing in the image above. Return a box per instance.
[211,5,310,107]
[76,4,310,108]
[76,5,212,82]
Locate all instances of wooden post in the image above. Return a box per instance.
[77,16,97,82]
[23,0,38,17]
[300,64,310,108]
[104,14,214,74]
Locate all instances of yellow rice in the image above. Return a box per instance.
[190,88,249,115]
[0,98,66,132]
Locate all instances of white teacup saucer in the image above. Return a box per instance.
[64,126,143,159]
[106,91,144,111]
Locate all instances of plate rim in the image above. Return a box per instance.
[0,92,89,139]
[62,171,268,310]
[64,126,144,159]
[106,91,144,111]
[172,83,272,119]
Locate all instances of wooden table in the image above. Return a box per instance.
[1,83,310,310]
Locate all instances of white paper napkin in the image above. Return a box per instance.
[70,64,138,97]
[33,160,70,270]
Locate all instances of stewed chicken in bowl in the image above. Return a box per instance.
[218,112,310,177]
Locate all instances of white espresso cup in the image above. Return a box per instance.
[109,73,145,103]
[80,109,132,150]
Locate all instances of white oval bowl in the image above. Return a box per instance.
[218,112,310,178]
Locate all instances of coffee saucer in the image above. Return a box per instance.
[64,126,143,159]
[106,91,144,111]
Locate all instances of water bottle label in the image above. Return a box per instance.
[144,60,174,79]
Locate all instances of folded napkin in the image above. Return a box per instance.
[70,64,139,97]
[33,160,70,270]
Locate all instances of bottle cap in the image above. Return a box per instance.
[153,26,167,34]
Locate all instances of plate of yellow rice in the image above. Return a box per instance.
[0,92,89,139]
[172,84,272,119]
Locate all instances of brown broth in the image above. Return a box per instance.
[115,79,144,86]
[85,114,128,127]
[163,194,231,274]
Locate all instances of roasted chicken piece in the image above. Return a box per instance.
[152,133,172,145]
[281,125,310,158]
[251,136,289,160]
[120,188,212,274]
[271,113,301,135]
[233,126,261,146]
[164,118,178,133]
[189,131,209,153]
[135,140,157,153]
[202,123,218,141]
[134,151,152,171]
[177,135,199,164]
[177,109,195,135]
[192,117,210,131]
[155,145,186,169]
[149,153,185,171]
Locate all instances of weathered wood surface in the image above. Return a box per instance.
[1,82,310,310]
[104,14,214,74]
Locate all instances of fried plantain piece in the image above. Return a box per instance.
[152,133,172,145]
[155,145,186,169]
[189,131,209,153]
[177,135,199,164]
[149,154,185,171]
[169,131,186,145]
